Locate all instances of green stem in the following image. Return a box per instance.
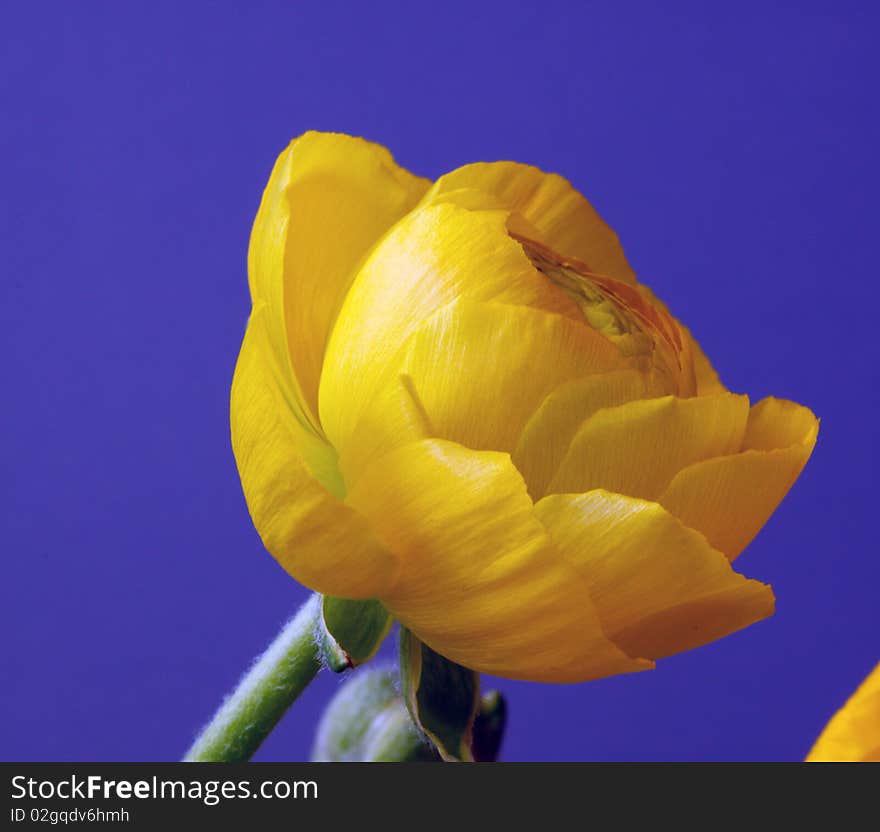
[184,594,322,762]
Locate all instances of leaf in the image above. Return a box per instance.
[318,596,392,672]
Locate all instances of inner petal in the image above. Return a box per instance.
[548,393,750,501]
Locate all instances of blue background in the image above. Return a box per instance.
[2,1,877,762]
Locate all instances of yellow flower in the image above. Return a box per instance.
[231,131,818,683]
[807,662,880,762]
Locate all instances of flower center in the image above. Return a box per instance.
[515,234,696,396]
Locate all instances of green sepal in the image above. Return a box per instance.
[318,596,393,672]
[311,667,440,762]
[472,690,507,762]
[399,628,479,762]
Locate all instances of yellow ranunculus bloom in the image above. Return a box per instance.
[807,662,880,762]
[231,131,818,683]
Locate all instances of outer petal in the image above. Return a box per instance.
[807,662,880,762]
[548,393,750,500]
[513,369,669,500]
[659,398,819,560]
[345,439,651,683]
[231,309,399,599]
[424,161,637,285]
[319,202,581,453]
[743,396,819,452]
[250,131,429,425]
[535,491,775,659]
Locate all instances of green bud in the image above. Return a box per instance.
[472,690,507,762]
[363,702,440,763]
[311,667,439,762]
[317,596,392,673]
[398,628,479,762]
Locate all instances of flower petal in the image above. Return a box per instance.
[636,283,725,396]
[424,161,637,284]
[338,299,629,484]
[346,439,651,682]
[336,374,432,491]
[659,398,819,560]
[513,369,669,500]
[320,202,580,453]
[548,393,750,500]
[807,662,880,762]
[250,131,429,425]
[690,330,726,395]
[231,309,399,599]
[742,396,819,452]
[535,491,775,659]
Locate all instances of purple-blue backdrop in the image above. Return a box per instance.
[2,2,877,762]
